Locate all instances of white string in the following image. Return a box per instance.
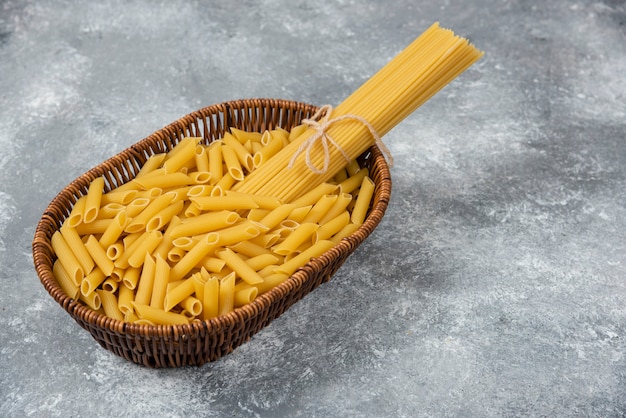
[288,105,393,174]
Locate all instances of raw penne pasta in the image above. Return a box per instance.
[126,230,163,269]
[84,235,114,276]
[230,127,263,144]
[100,189,138,205]
[125,193,176,233]
[101,277,118,293]
[221,143,245,181]
[84,176,105,223]
[79,290,101,311]
[96,203,125,219]
[132,302,190,325]
[194,145,210,172]
[99,211,128,248]
[60,224,95,274]
[105,242,124,261]
[163,276,196,312]
[216,248,263,285]
[67,196,87,227]
[149,255,170,309]
[274,240,335,275]
[134,172,193,190]
[190,195,258,211]
[122,266,141,290]
[315,211,351,242]
[207,141,224,184]
[134,253,156,305]
[169,233,220,282]
[234,287,258,307]
[318,193,352,225]
[80,267,106,296]
[169,210,239,238]
[117,283,135,314]
[163,137,201,174]
[124,197,151,218]
[135,153,166,178]
[96,289,124,321]
[145,200,184,232]
[202,276,219,320]
[273,223,319,256]
[302,194,338,224]
[180,296,202,317]
[52,260,80,300]
[223,132,254,171]
[350,176,375,225]
[217,272,235,316]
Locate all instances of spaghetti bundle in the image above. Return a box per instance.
[234,22,483,202]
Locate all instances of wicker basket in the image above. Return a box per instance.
[32,99,392,368]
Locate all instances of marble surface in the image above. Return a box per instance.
[1,0,625,416]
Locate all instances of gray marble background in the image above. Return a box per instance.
[1,0,625,416]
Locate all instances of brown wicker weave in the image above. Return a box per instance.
[32,99,392,368]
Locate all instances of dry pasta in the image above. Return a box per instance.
[50,22,482,326]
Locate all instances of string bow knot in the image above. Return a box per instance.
[288,105,392,174]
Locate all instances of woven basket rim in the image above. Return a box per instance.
[32,98,392,341]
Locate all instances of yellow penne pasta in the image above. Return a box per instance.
[122,266,141,290]
[274,240,335,275]
[216,248,263,285]
[330,223,361,243]
[221,143,245,181]
[318,193,353,225]
[229,240,273,258]
[169,210,239,238]
[202,276,219,320]
[188,171,212,185]
[302,194,338,224]
[99,211,128,248]
[80,267,105,296]
[169,233,220,282]
[67,196,87,227]
[132,302,190,325]
[214,172,236,193]
[126,230,163,269]
[288,123,308,141]
[84,176,105,223]
[79,290,101,310]
[52,260,80,300]
[225,190,282,210]
[217,272,235,316]
[253,131,284,168]
[105,242,124,261]
[100,189,138,205]
[101,277,118,293]
[149,255,170,309]
[134,253,156,305]
[214,221,264,246]
[51,232,85,285]
[134,172,194,190]
[180,296,202,317]
[290,183,339,207]
[60,224,95,274]
[163,276,196,312]
[273,223,319,256]
[163,137,201,174]
[257,203,296,230]
[244,253,281,271]
[286,205,311,223]
[135,153,166,178]
[74,218,112,235]
[189,195,258,212]
[339,167,369,194]
[110,267,125,282]
[167,247,186,263]
[315,211,351,242]
[207,141,224,184]
[117,283,135,314]
[125,193,176,233]
[84,236,114,276]
[234,287,258,307]
[351,176,375,225]
[230,127,263,144]
[96,203,125,219]
[123,197,151,218]
[194,145,210,172]
[152,215,181,260]
[145,200,184,232]
[223,132,254,171]
[96,289,124,321]
[249,233,280,248]
[196,256,226,273]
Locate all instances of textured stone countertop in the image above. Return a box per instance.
[1,1,625,416]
